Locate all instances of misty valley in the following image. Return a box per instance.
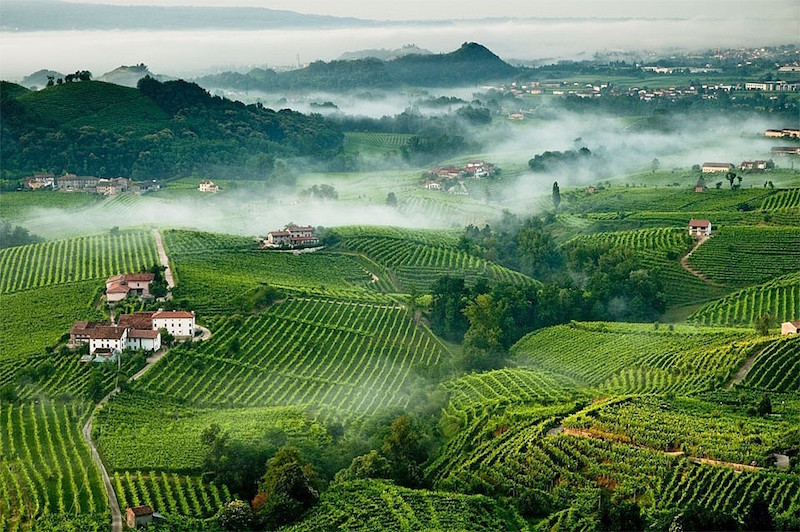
[1,3,800,531]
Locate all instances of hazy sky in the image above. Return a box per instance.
[57,0,800,22]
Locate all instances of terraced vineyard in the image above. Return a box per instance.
[0,229,158,294]
[95,392,329,472]
[742,335,800,392]
[761,188,800,211]
[561,227,723,305]
[689,272,800,326]
[686,227,800,287]
[0,401,108,531]
[562,395,793,465]
[343,132,412,155]
[289,479,526,531]
[512,322,755,393]
[334,226,535,292]
[137,298,449,415]
[113,470,230,519]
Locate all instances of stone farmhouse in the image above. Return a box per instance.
[96,177,131,195]
[765,128,800,138]
[106,273,155,304]
[781,320,800,335]
[701,162,734,173]
[740,160,768,171]
[57,174,99,192]
[266,225,319,248]
[688,219,712,237]
[198,180,219,192]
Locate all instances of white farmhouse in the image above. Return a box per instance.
[781,321,800,335]
[152,309,195,338]
[701,162,733,173]
[89,326,128,355]
[198,180,219,192]
[688,219,712,237]
[126,329,162,351]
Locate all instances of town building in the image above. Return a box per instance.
[23,173,55,190]
[464,161,495,178]
[96,177,130,195]
[740,160,768,171]
[152,309,195,338]
[781,321,800,335]
[198,180,219,192]
[688,219,712,237]
[105,273,155,304]
[57,174,99,192]
[771,147,800,156]
[266,225,319,247]
[701,162,734,173]
[764,128,800,138]
[126,506,154,528]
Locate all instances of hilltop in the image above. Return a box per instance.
[197,42,520,91]
[0,77,343,181]
[96,63,171,88]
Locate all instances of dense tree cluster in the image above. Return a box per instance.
[0,223,43,249]
[0,77,344,183]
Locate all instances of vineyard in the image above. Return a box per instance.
[113,470,230,519]
[288,479,526,531]
[0,401,108,531]
[95,392,329,472]
[561,395,795,465]
[135,298,450,415]
[689,272,800,326]
[334,226,535,292]
[760,188,800,211]
[0,229,158,295]
[511,322,756,393]
[163,229,387,312]
[343,132,413,155]
[742,335,800,392]
[561,227,723,305]
[686,226,800,288]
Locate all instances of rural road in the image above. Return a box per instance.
[82,413,123,532]
[152,228,175,289]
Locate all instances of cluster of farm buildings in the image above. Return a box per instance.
[23,173,160,195]
[265,225,320,248]
[423,161,496,193]
[105,272,155,303]
[70,309,195,362]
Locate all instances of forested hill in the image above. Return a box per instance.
[0,77,343,182]
[197,42,520,91]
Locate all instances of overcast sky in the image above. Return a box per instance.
[57,0,800,22]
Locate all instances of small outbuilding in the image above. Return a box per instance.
[781,321,800,335]
[126,505,154,528]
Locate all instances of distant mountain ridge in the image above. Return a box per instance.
[0,0,369,31]
[197,42,520,92]
[338,45,434,61]
[97,64,171,88]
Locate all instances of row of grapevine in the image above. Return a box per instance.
[136,298,450,415]
[0,229,158,294]
[743,335,800,392]
[511,322,753,393]
[686,227,800,287]
[95,392,329,472]
[0,401,107,530]
[689,272,800,326]
[113,470,230,519]
[760,188,800,211]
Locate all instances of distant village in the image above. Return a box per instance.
[23,173,160,195]
[422,160,497,194]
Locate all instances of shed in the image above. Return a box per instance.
[126,505,154,528]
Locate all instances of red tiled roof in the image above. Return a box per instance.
[153,310,194,319]
[117,312,155,330]
[127,505,153,516]
[128,329,160,339]
[124,273,155,282]
[106,282,130,294]
[269,231,291,236]
[689,219,711,228]
[71,321,105,334]
[90,326,127,340]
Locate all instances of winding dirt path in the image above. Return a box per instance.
[82,400,122,532]
[680,235,719,286]
[728,355,758,389]
[152,228,175,290]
